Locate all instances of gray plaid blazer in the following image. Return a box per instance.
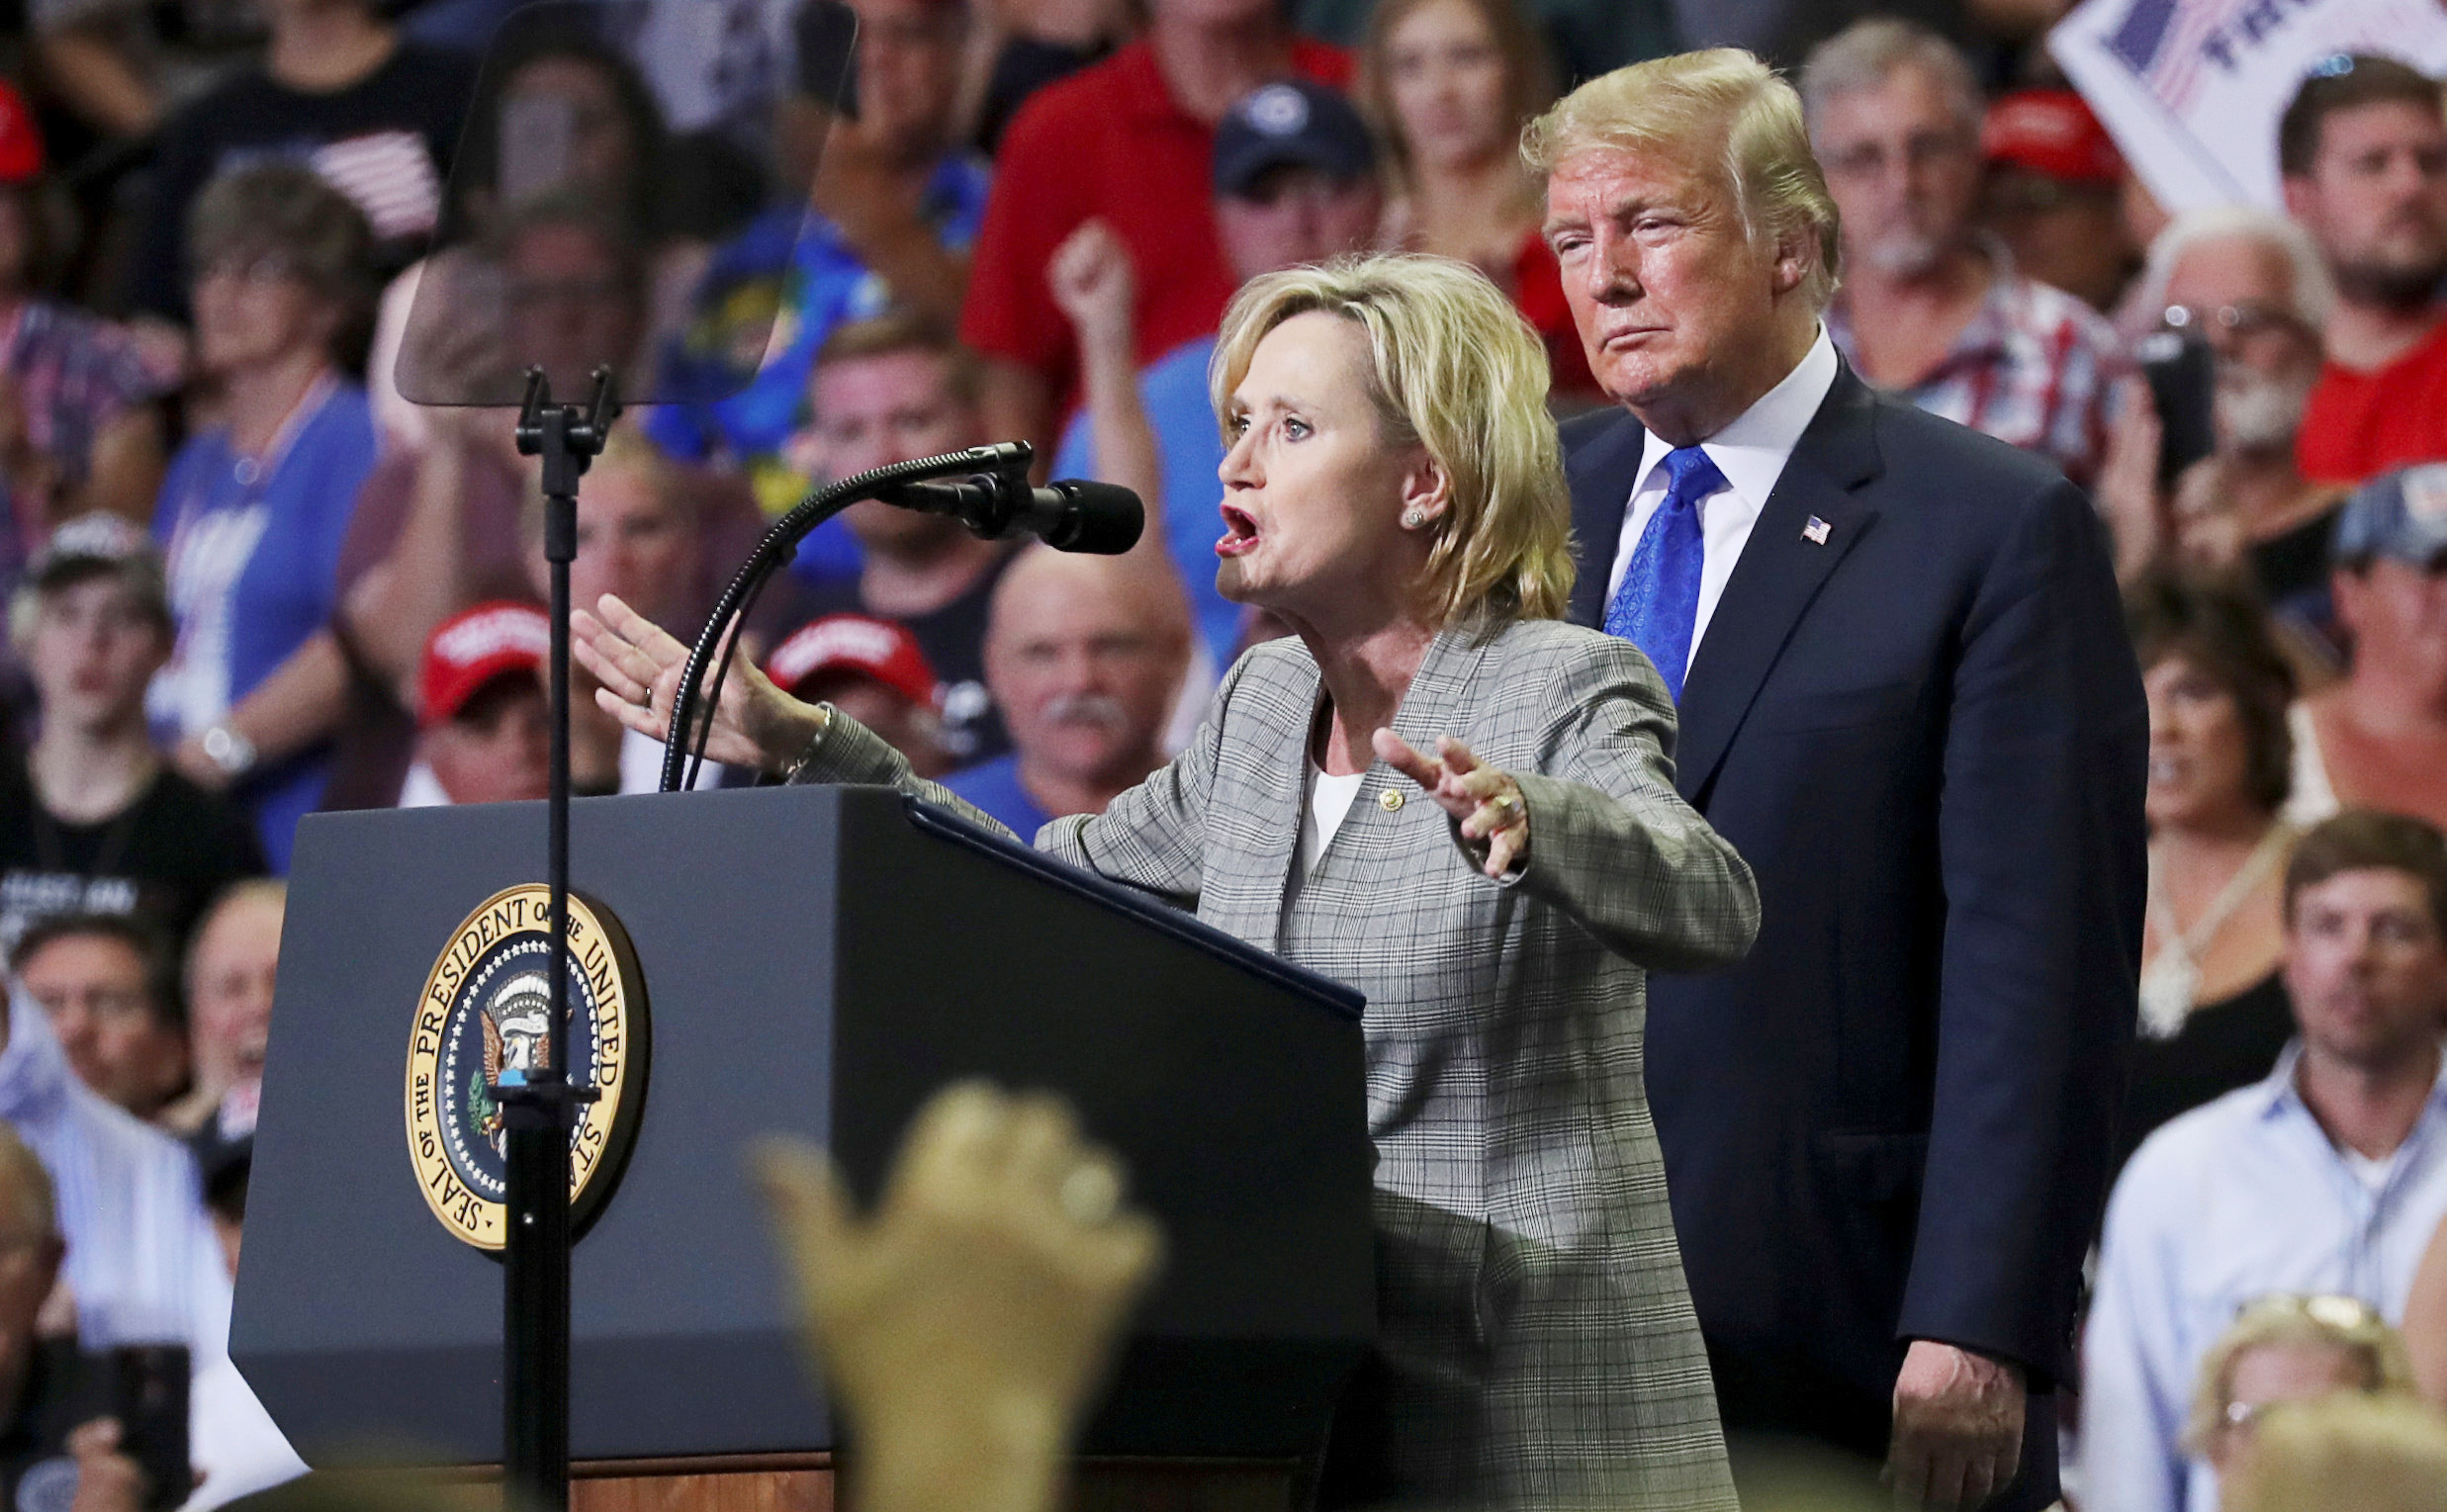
[795,616,1757,1509]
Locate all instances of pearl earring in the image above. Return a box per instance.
[1403,507,1429,529]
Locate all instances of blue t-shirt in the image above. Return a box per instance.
[150,381,377,873]
[645,154,994,590]
[1050,334,1240,659]
[943,754,1053,843]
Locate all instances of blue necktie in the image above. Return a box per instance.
[1602,446,1724,703]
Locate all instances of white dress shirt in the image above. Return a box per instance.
[2080,1041,2447,1512]
[0,993,307,1507]
[1603,328,1841,676]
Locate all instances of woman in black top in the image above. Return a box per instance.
[2121,572,2304,1175]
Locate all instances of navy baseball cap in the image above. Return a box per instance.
[1212,79,1378,199]
[2335,463,2447,570]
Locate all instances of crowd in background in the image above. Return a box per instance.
[0,0,2438,1506]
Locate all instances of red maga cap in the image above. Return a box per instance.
[764,614,939,707]
[1982,89,2123,185]
[420,601,550,728]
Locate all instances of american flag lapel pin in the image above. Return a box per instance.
[1803,515,1832,545]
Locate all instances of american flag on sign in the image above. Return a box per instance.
[2051,0,2447,212]
[311,131,443,242]
[2101,0,2252,113]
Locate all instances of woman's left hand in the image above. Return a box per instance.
[1373,731,1529,879]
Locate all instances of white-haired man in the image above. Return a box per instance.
[1802,19,2124,487]
[2100,208,2344,619]
[1540,46,2146,1511]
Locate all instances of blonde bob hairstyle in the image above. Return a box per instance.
[1210,253,1574,630]
[1521,48,1842,311]
[2183,1292,2419,1459]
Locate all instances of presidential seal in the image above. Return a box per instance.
[405,884,648,1249]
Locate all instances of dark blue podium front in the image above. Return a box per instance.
[234,784,1373,1466]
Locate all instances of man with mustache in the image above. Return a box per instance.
[2282,56,2447,487]
[1801,19,2122,487]
[944,549,1191,838]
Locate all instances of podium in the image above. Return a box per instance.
[233,785,1375,1507]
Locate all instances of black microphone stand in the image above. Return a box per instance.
[499,366,619,1512]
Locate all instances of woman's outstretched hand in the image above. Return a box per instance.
[571,592,824,775]
[1373,731,1530,879]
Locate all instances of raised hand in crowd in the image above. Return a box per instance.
[755,1083,1161,1512]
[2095,377,2170,581]
[1046,219,1163,542]
[64,1418,147,1512]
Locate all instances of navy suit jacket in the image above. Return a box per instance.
[1565,365,2146,1491]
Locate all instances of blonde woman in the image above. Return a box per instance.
[2185,1293,2421,1494]
[577,253,1758,1507]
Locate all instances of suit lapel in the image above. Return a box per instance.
[1673,369,1884,802]
[1565,409,1651,628]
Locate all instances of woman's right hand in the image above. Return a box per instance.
[572,592,828,775]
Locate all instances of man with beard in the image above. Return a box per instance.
[1802,20,2124,486]
[943,548,1190,838]
[2102,209,2344,627]
[2282,56,2447,487]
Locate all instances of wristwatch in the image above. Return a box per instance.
[201,723,258,780]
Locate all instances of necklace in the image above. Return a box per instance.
[2139,820,2296,1039]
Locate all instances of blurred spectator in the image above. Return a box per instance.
[956,0,1352,455]
[0,969,225,1356]
[754,1081,1160,1512]
[648,0,991,524]
[2099,209,2343,628]
[2186,1293,2419,1488]
[119,0,475,339]
[1361,0,1596,400]
[2122,573,2300,1178]
[2083,809,2447,1512]
[398,601,549,808]
[0,1122,148,1512]
[764,613,952,778]
[789,313,1015,768]
[28,0,263,142]
[147,164,380,874]
[2282,55,2447,488]
[157,880,279,1141]
[12,913,184,1123]
[2221,1391,2447,1512]
[1047,79,1380,664]
[944,550,1189,837]
[963,0,1133,156]
[1978,87,2135,313]
[554,430,747,796]
[0,516,262,960]
[346,197,654,779]
[0,85,168,589]
[1803,20,2122,486]
[2289,467,2447,832]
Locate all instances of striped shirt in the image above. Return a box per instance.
[1829,245,2125,488]
[0,992,227,1352]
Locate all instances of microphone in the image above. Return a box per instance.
[877,474,1144,555]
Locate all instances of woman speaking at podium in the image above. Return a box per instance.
[577,253,1758,1509]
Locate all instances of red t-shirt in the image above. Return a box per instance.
[957,38,1353,416]
[2299,311,2447,485]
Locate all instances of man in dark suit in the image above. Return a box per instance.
[1525,48,2145,1511]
